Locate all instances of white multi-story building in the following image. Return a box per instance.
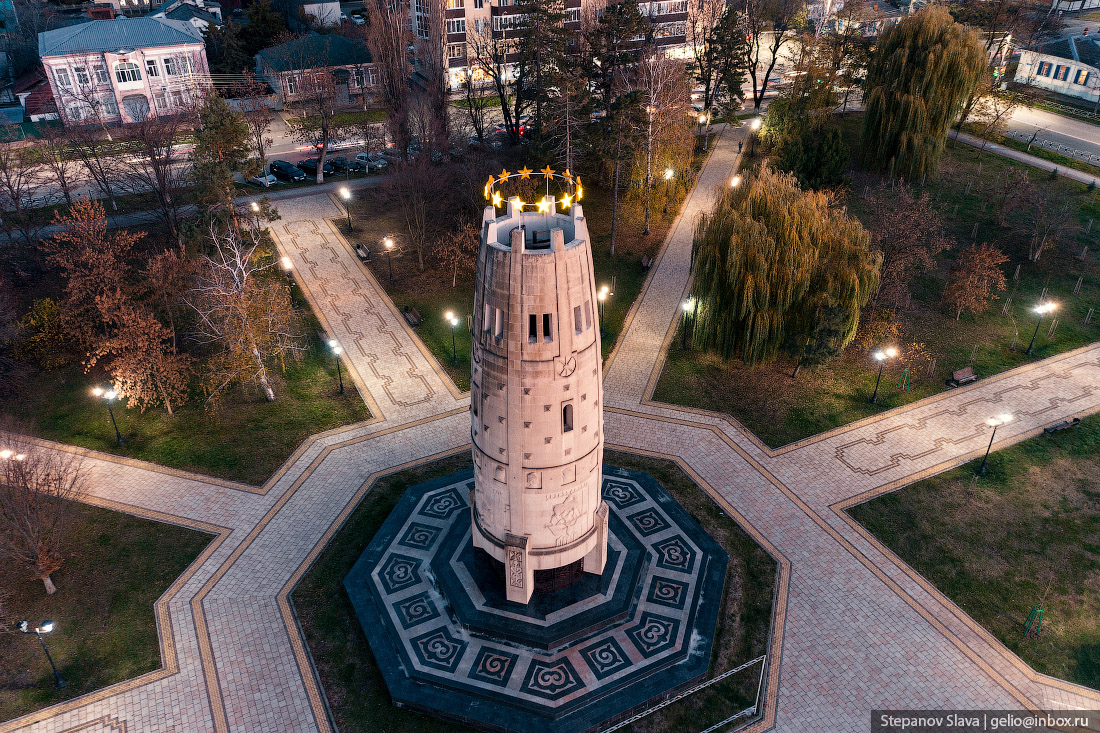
[1015,34,1100,107]
[38,16,210,126]
[432,0,696,91]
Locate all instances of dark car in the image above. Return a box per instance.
[297,158,335,176]
[270,160,307,182]
[329,156,365,173]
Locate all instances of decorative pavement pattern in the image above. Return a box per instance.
[6,125,1100,733]
[343,468,727,733]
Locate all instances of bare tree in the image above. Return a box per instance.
[0,137,45,248]
[186,223,305,403]
[461,69,495,149]
[285,44,352,183]
[438,221,479,287]
[635,52,690,235]
[36,124,82,207]
[0,434,86,595]
[467,22,534,146]
[687,0,728,115]
[734,0,807,110]
[231,71,277,181]
[864,181,951,308]
[382,156,455,271]
[126,105,195,243]
[70,126,124,211]
[417,0,450,151]
[365,0,414,156]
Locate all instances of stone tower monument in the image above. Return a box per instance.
[469,181,608,604]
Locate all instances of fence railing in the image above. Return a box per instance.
[1001,128,1100,166]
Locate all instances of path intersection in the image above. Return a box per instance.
[6,126,1100,733]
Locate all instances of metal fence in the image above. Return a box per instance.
[1002,128,1100,167]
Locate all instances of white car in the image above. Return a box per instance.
[351,14,365,24]
[249,172,279,187]
[356,152,389,171]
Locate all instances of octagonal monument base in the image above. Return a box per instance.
[344,466,729,733]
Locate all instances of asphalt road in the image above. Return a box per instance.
[1002,104,1100,162]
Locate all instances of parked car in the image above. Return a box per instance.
[356,151,389,171]
[298,158,335,176]
[248,172,279,187]
[351,13,365,24]
[270,160,307,182]
[339,12,348,23]
[330,156,365,173]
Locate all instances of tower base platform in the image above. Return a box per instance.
[344,466,729,733]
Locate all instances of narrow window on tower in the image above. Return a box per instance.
[483,303,491,334]
[528,313,538,343]
[584,300,592,330]
[574,305,583,335]
[543,313,553,342]
[562,402,574,432]
[494,308,504,339]
[472,387,479,417]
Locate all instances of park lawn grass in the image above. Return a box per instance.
[0,502,211,722]
[291,450,777,733]
[340,148,707,387]
[654,113,1100,448]
[847,414,1100,690]
[0,319,370,486]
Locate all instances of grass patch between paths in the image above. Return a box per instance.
[291,450,777,732]
[848,414,1100,690]
[0,502,211,721]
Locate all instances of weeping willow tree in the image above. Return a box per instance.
[860,6,986,180]
[690,166,881,367]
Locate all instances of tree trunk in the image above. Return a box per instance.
[792,360,802,379]
[643,114,653,236]
[253,347,276,401]
[42,575,57,594]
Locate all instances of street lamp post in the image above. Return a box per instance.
[339,187,352,232]
[663,167,674,214]
[698,112,711,150]
[869,347,898,404]
[18,620,65,688]
[91,386,124,446]
[749,117,762,156]
[597,285,611,338]
[1026,302,1058,356]
[680,298,695,350]
[445,311,460,365]
[328,340,344,395]
[979,414,1013,475]
[729,175,741,188]
[383,237,395,284]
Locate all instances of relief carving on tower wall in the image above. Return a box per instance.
[507,547,524,588]
[546,492,582,545]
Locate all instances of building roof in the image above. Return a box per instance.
[38,16,203,58]
[1033,35,1100,68]
[164,4,220,25]
[256,34,371,72]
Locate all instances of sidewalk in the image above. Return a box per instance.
[953,130,1099,185]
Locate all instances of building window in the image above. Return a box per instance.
[483,304,492,333]
[1037,61,1051,76]
[153,91,168,110]
[170,89,185,107]
[528,313,537,343]
[287,75,299,95]
[584,300,592,330]
[94,65,109,84]
[448,43,465,59]
[164,57,179,76]
[574,306,583,335]
[416,14,429,37]
[446,18,465,34]
[1054,65,1069,81]
[565,8,580,22]
[146,59,160,77]
[562,403,573,433]
[115,62,141,83]
[74,67,90,85]
[474,0,483,7]
[446,0,463,7]
[494,308,504,339]
[66,103,87,121]
[100,96,119,116]
[472,387,478,416]
[54,68,71,88]
[542,313,553,342]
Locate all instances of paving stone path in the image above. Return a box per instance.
[7,127,1100,733]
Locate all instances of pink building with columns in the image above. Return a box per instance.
[38,16,210,126]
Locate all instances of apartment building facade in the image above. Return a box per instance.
[39,16,210,125]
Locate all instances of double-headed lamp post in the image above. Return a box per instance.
[91,386,124,446]
[1025,301,1058,356]
[597,284,611,336]
[339,186,352,231]
[870,347,898,404]
[445,310,460,365]
[663,167,674,214]
[681,298,696,350]
[18,620,65,688]
[327,339,344,395]
[383,237,395,284]
[979,413,1013,475]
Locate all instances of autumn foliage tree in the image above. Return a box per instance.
[438,222,480,288]
[0,434,86,595]
[690,165,881,366]
[187,224,305,404]
[943,243,1008,320]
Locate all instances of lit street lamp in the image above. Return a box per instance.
[869,347,898,404]
[327,339,344,395]
[979,413,1013,475]
[339,186,353,232]
[0,449,26,461]
[749,117,762,156]
[91,386,124,446]
[663,167,674,214]
[250,201,260,215]
[445,310,460,365]
[1025,301,1058,356]
[18,620,65,688]
[698,111,712,150]
[597,284,611,337]
[383,237,395,284]
[729,175,741,188]
[680,298,696,350]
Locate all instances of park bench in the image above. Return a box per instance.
[641,254,655,270]
[1044,417,1081,434]
[945,366,978,388]
[403,305,422,327]
[355,244,370,261]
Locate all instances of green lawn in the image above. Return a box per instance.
[654,114,1100,448]
[848,414,1100,690]
[0,319,370,486]
[0,502,211,721]
[291,450,777,732]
